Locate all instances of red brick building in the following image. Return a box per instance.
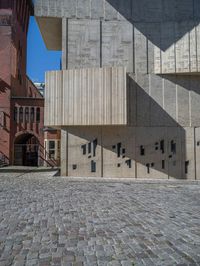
[0,0,59,167]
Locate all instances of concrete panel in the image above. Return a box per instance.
[102,21,133,72]
[135,74,150,126]
[175,0,194,21]
[118,0,132,20]
[102,127,136,178]
[61,0,76,18]
[136,127,168,179]
[62,18,67,69]
[162,0,175,21]
[67,127,102,177]
[45,70,62,126]
[189,24,198,72]
[143,23,160,73]
[175,22,190,73]
[77,0,90,18]
[134,25,147,73]
[68,20,100,69]
[150,75,165,126]
[161,22,176,73]
[163,76,177,124]
[194,0,200,20]
[197,23,200,71]
[61,129,68,176]
[105,0,118,20]
[185,127,195,180]
[45,67,127,126]
[127,73,137,126]
[190,77,200,127]
[167,127,184,179]
[195,127,200,180]
[91,0,104,19]
[132,0,162,22]
[177,78,190,126]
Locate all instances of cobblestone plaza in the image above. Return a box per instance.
[0,171,200,266]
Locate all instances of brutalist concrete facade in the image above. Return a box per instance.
[35,0,200,179]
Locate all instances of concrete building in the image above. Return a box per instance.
[35,0,200,179]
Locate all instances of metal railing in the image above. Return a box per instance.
[0,152,9,168]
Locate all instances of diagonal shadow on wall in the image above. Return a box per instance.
[106,0,200,51]
[64,73,187,179]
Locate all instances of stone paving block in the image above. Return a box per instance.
[0,172,200,265]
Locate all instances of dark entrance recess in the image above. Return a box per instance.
[14,133,39,166]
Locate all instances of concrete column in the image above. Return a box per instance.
[61,129,68,176]
[62,17,67,70]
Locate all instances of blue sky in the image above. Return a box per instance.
[27,17,61,83]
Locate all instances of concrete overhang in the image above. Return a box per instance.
[35,17,62,51]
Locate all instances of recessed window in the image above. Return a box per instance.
[171,141,176,154]
[25,107,29,122]
[0,111,6,128]
[91,160,96,173]
[30,107,35,122]
[19,107,23,122]
[81,144,86,155]
[140,145,145,156]
[48,141,56,159]
[14,107,18,122]
[73,164,77,170]
[160,140,165,154]
[36,107,40,123]
[49,141,55,150]
[162,160,165,169]
[185,161,189,174]
[117,143,121,157]
[88,142,91,154]
[93,139,98,157]
[125,159,132,168]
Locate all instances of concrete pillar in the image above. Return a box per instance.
[61,129,68,176]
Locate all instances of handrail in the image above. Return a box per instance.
[38,145,58,167]
[0,151,9,167]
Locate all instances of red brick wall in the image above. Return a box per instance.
[0,0,45,165]
[0,12,12,160]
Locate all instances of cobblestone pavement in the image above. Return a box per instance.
[0,172,200,266]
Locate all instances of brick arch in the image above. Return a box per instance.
[14,131,39,166]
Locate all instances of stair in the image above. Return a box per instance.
[38,145,59,168]
[0,153,9,168]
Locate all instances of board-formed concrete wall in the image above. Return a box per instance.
[45,67,127,126]
[35,0,200,21]
[127,74,200,127]
[35,0,200,179]
[36,0,200,74]
[61,126,196,179]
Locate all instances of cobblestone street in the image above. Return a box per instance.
[0,171,200,266]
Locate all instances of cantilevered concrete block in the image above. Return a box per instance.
[45,67,127,127]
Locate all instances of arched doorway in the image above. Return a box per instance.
[14,133,39,166]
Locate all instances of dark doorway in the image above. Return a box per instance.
[14,134,39,166]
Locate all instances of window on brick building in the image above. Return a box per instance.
[14,107,18,122]
[49,141,56,159]
[44,140,60,161]
[25,107,29,122]
[30,107,35,122]
[0,111,6,128]
[19,107,23,122]
[36,107,40,123]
